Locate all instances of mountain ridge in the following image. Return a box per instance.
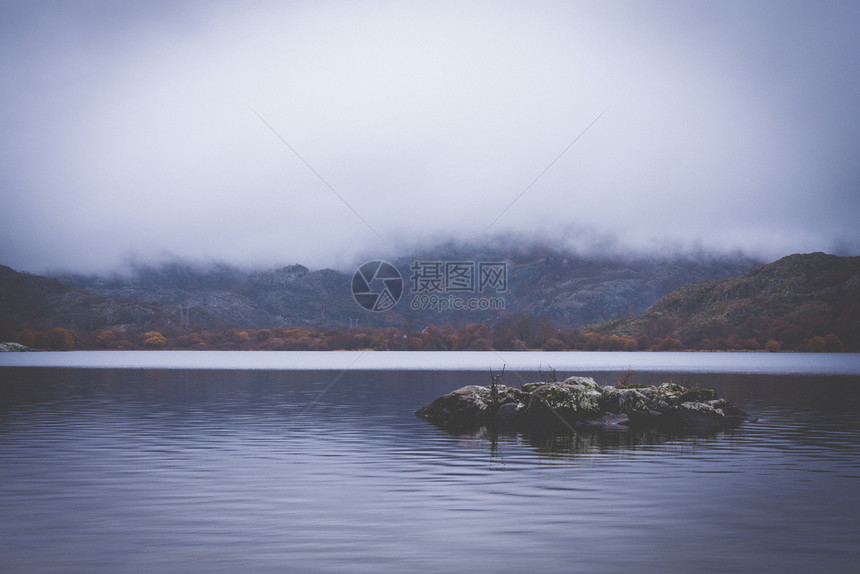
[590,252,859,350]
[25,245,757,333]
[2,250,857,351]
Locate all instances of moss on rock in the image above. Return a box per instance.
[416,377,745,435]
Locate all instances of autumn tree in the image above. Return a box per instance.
[419,324,442,350]
[659,337,684,351]
[765,339,781,352]
[824,333,844,352]
[743,338,761,351]
[582,332,604,351]
[95,330,117,348]
[620,335,639,351]
[511,339,528,351]
[15,329,36,347]
[43,327,76,350]
[144,331,167,349]
[806,336,827,352]
[542,337,567,351]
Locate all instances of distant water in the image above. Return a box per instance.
[1,364,859,573]
[1,350,859,374]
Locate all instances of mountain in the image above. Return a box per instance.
[0,263,227,340]
[0,264,147,338]
[53,262,366,330]
[592,252,860,350]
[32,245,756,333]
[4,250,857,351]
[494,251,753,326]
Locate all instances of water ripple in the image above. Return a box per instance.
[1,368,859,573]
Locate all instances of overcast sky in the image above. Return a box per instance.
[1,0,858,274]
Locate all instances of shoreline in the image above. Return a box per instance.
[2,350,859,375]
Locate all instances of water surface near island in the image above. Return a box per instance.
[1,359,859,573]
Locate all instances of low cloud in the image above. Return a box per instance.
[1,1,858,274]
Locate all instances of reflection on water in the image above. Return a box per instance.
[1,368,859,574]
[438,424,733,459]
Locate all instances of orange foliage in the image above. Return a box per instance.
[143,331,167,349]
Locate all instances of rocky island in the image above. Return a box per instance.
[416,377,746,434]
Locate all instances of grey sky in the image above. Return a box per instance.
[1,0,858,273]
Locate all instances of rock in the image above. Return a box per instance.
[562,376,602,390]
[626,407,672,428]
[414,384,525,431]
[526,382,604,432]
[495,401,525,427]
[679,388,718,402]
[0,342,38,352]
[416,378,745,434]
[579,413,631,429]
[678,399,746,429]
[520,382,545,393]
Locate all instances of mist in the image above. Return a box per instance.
[2,0,858,274]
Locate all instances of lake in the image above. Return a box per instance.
[1,352,859,573]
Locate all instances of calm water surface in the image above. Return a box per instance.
[1,363,859,573]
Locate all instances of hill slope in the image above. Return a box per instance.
[0,264,205,340]
[593,253,860,350]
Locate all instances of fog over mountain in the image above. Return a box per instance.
[2,241,760,335]
[2,1,859,274]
